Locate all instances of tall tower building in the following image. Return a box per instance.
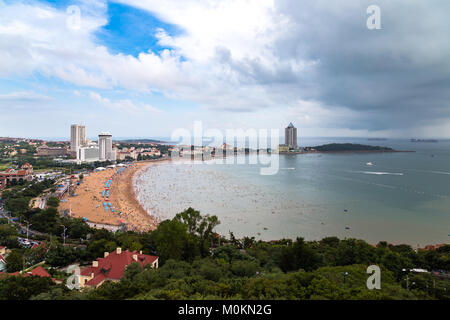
[98,132,115,161]
[70,124,86,153]
[285,122,298,149]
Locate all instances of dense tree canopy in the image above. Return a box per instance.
[0,206,448,300]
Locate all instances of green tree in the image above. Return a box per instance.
[175,208,220,257]
[46,196,60,208]
[30,207,59,234]
[5,250,24,273]
[0,275,54,300]
[150,219,196,263]
[231,260,260,277]
[87,239,117,260]
[279,237,320,272]
[381,251,412,280]
[61,217,91,239]
[46,245,77,267]
[116,232,143,252]
[0,224,18,245]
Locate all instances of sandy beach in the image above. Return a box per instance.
[59,161,162,232]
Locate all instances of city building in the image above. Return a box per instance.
[98,132,116,161]
[0,254,6,272]
[278,144,290,152]
[0,163,33,189]
[70,124,86,154]
[285,122,298,149]
[117,150,137,160]
[79,248,158,288]
[140,150,161,157]
[0,246,8,272]
[36,144,68,157]
[78,145,100,162]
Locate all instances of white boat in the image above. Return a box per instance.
[366,162,374,166]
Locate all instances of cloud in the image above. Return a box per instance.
[88,91,161,114]
[0,91,53,102]
[103,0,450,135]
[0,91,54,112]
[1,0,450,137]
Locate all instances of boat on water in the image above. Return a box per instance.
[366,162,374,166]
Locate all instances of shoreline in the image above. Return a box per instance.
[64,155,446,247]
[279,149,414,155]
[130,156,448,247]
[110,161,159,232]
[59,160,167,232]
[131,159,170,228]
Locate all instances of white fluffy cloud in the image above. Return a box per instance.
[0,91,52,102]
[0,0,305,108]
[1,0,450,137]
[88,91,161,114]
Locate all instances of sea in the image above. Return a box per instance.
[134,138,450,247]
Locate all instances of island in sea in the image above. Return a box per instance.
[279,143,413,154]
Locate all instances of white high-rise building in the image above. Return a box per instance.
[98,132,116,161]
[285,122,298,149]
[70,124,86,153]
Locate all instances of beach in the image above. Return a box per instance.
[58,137,450,246]
[131,139,450,246]
[60,161,161,232]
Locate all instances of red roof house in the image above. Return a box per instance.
[0,163,33,189]
[26,266,51,278]
[80,247,158,288]
[2,266,54,281]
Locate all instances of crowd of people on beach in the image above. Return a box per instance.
[59,164,158,232]
[133,163,323,239]
[112,163,158,232]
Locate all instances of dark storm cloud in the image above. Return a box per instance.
[217,0,450,132]
[274,0,450,131]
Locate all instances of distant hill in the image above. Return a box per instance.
[115,139,167,144]
[312,143,393,152]
[410,139,438,143]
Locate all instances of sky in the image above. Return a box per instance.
[0,0,450,139]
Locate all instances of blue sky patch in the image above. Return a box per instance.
[94,2,182,57]
[32,0,74,10]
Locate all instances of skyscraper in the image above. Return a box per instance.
[285,122,298,149]
[98,132,115,161]
[70,124,86,153]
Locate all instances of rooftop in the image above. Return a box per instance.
[81,248,158,286]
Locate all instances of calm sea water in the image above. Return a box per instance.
[135,138,450,246]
